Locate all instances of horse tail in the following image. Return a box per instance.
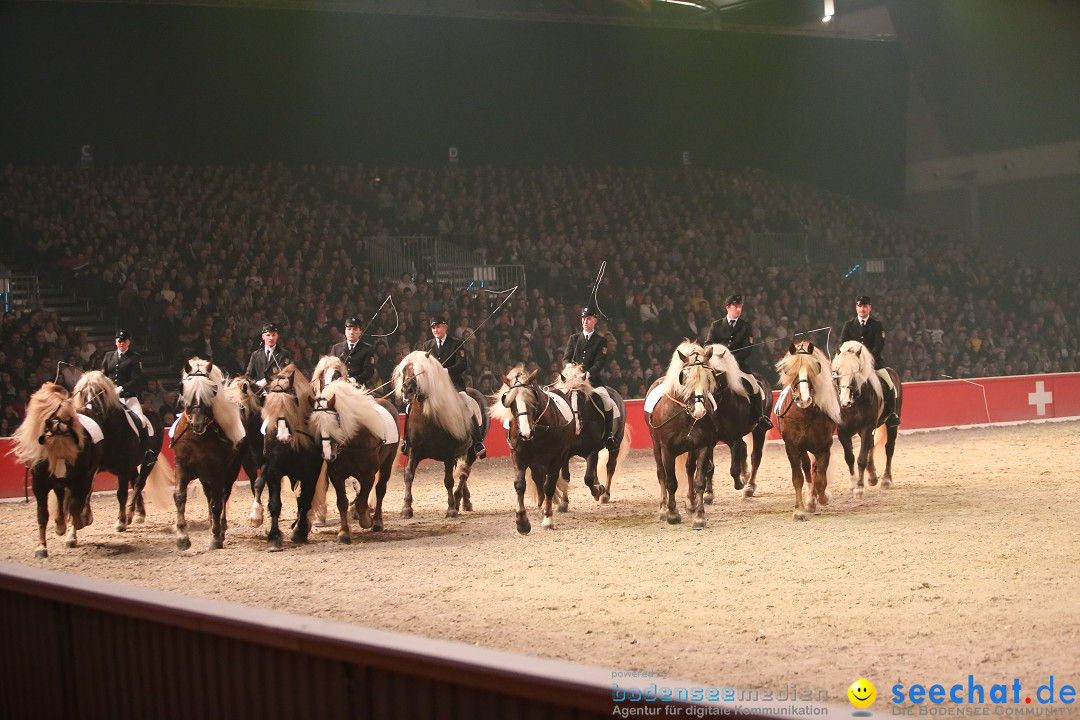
[143,455,176,510]
[310,463,329,525]
[526,471,540,507]
[618,423,633,463]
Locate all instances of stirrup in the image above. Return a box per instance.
[400,442,409,456]
[885,413,901,428]
[604,435,618,451]
[758,416,773,430]
[474,441,487,459]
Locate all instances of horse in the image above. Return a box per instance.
[309,379,399,541]
[392,350,490,519]
[489,366,575,534]
[72,370,167,532]
[552,362,630,507]
[11,384,104,558]
[644,341,718,528]
[258,363,324,551]
[222,375,266,524]
[306,355,349,525]
[703,343,772,501]
[171,357,247,550]
[774,341,842,521]
[831,340,903,497]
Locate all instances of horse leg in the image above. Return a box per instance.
[692,447,711,530]
[400,457,418,519]
[60,488,80,549]
[206,481,226,550]
[443,460,459,518]
[33,478,50,558]
[514,460,530,535]
[264,467,284,552]
[584,450,603,502]
[663,449,681,525]
[372,451,394,532]
[329,470,352,542]
[881,424,898,488]
[684,453,699,515]
[652,442,667,519]
[729,439,746,492]
[813,448,832,509]
[745,427,765,498]
[51,487,68,539]
[451,457,471,514]
[702,451,715,505]
[355,469,375,530]
[557,459,572,513]
[114,469,134,532]
[291,464,319,544]
[787,445,808,521]
[248,459,266,527]
[541,462,559,530]
[601,444,618,503]
[855,427,873,497]
[130,451,155,523]
[174,469,192,550]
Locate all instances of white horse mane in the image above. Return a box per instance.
[181,357,246,446]
[312,355,348,394]
[392,350,470,441]
[311,379,384,445]
[223,375,261,421]
[776,343,841,423]
[832,340,883,398]
[262,363,316,449]
[72,370,124,415]
[704,344,750,399]
[659,341,716,401]
[553,363,593,394]
[489,365,536,426]
[11,383,84,466]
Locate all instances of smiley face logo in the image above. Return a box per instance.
[848,678,876,709]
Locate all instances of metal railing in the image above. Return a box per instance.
[446,263,527,294]
[366,235,481,285]
[0,268,40,311]
[747,234,908,280]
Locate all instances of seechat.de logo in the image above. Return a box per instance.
[850,678,877,716]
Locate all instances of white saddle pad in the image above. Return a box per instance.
[373,402,400,445]
[501,391,574,429]
[78,414,104,444]
[169,416,181,438]
[644,384,665,413]
[459,391,484,427]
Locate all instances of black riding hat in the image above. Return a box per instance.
[344,316,362,328]
[115,329,131,341]
[724,294,743,307]
[262,322,279,333]
[580,306,597,318]
[430,316,448,327]
[856,295,872,306]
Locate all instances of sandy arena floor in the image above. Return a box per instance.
[1,421,1077,701]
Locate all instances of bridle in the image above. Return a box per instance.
[503,376,555,449]
[42,402,79,443]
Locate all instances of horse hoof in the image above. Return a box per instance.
[868,476,879,487]
[445,508,459,519]
[462,500,474,512]
[338,533,351,544]
[134,513,146,524]
[881,477,892,489]
[65,538,77,548]
[692,517,707,530]
[557,502,568,513]
[516,522,531,535]
[793,511,808,521]
[600,493,610,504]
[267,539,283,553]
[703,493,714,505]
[852,488,865,500]
[209,538,223,550]
[115,522,126,533]
[291,531,309,545]
[541,517,553,529]
[34,549,48,559]
[590,484,604,501]
[743,486,756,498]
[819,490,832,506]
[176,536,191,550]
[401,507,414,520]
[249,509,264,527]
[667,513,681,525]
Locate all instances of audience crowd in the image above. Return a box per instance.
[1,162,1077,434]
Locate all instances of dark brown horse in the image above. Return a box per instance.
[309,379,399,541]
[774,341,841,521]
[72,371,167,532]
[392,350,489,519]
[258,363,324,551]
[11,383,104,558]
[553,362,630,508]
[490,366,575,534]
[221,375,267,525]
[171,358,246,550]
[831,340,903,497]
[644,342,718,529]
[703,344,771,502]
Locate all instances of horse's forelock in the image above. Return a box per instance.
[11,384,83,464]
[661,342,713,398]
[777,346,841,421]
[705,344,748,398]
[395,351,469,440]
[72,371,123,414]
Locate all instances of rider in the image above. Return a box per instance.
[563,306,618,450]
[401,316,486,458]
[101,329,156,463]
[705,294,772,430]
[330,316,375,388]
[840,295,900,427]
[245,322,291,394]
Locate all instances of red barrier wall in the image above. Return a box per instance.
[3,373,1077,499]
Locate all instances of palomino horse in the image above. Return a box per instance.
[553,363,630,506]
[307,355,349,525]
[171,358,247,550]
[775,341,842,520]
[703,344,771,501]
[72,371,167,532]
[392,350,490,519]
[258,363,324,551]
[832,340,903,497]
[11,383,104,558]
[490,366,575,534]
[223,375,265,515]
[309,379,399,542]
[644,342,718,528]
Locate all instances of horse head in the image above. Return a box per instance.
[312,392,340,461]
[673,345,713,420]
[312,355,347,395]
[831,341,880,410]
[778,342,835,412]
[498,367,546,441]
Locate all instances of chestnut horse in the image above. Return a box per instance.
[553,362,631,507]
[774,341,841,520]
[704,344,771,501]
[11,383,104,558]
[489,366,575,534]
[831,340,903,497]
[644,342,718,528]
[171,358,246,550]
[309,379,399,541]
[392,351,489,519]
